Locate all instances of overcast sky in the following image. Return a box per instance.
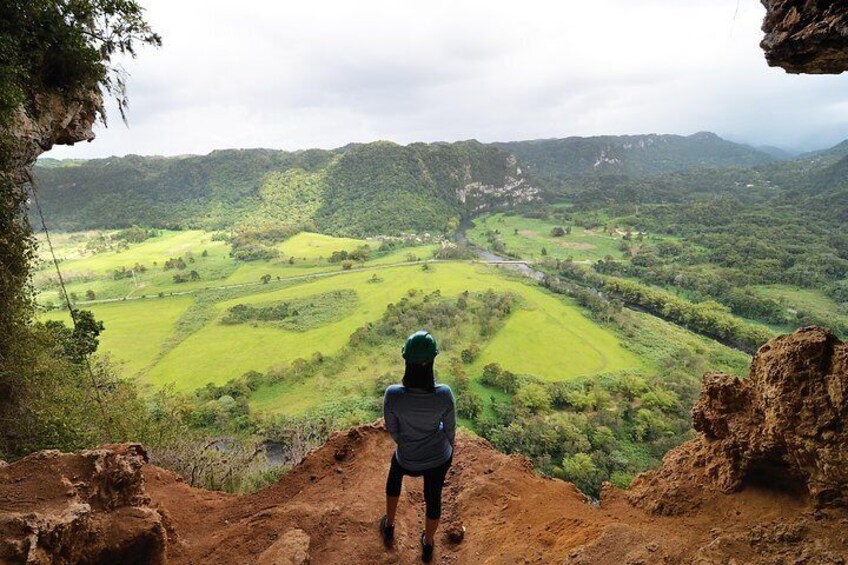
[45,0,848,159]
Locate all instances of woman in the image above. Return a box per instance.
[380,330,456,563]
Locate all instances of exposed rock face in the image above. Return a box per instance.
[628,327,848,515]
[7,91,101,183]
[0,444,166,564]
[761,0,848,74]
[257,529,311,565]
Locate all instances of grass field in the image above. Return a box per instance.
[43,295,194,377]
[467,213,630,262]
[145,261,640,392]
[34,230,441,303]
[36,228,749,419]
[756,285,847,316]
[756,284,848,331]
[34,230,234,303]
[277,232,367,259]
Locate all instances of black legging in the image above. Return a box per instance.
[385,454,452,520]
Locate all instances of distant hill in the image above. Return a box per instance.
[755,145,799,160]
[36,132,848,235]
[797,139,848,167]
[32,141,540,236]
[754,138,848,222]
[494,132,776,182]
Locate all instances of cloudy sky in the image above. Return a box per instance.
[46,0,848,159]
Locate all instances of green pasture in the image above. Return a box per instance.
[756,285,848,318]
[38,230,228,273]
[42,295,194,377]
[33,230,441,305]
[467,213,629,261]
[223,242,440,286]
[34,230,234,302]
[38,228,751,420]
[145,261,640,396]
[277,231,367,259]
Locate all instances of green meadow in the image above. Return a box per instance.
[37,227,747,419]
[144,262,639,390]
[467,212,628,262]
[756,285,848,321]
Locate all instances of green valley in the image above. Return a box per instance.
[25,130,848,495]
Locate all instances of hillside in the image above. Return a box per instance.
[31,141,539,236]
[2,328,847,564]
[33,131,791,234]
[493,131,776,182]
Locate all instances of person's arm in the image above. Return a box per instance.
[443,388,456,447]
[384,388,401,445]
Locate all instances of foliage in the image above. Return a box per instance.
[221,290,358,331]
[494,132,774,184]
[348,289,514,348]
[0,0,160,125]
[0,0,158,458]
[33,140,530,236]
[549,261,774,353]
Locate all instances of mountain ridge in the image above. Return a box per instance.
[32,140,540,236]
[33,131,801,234]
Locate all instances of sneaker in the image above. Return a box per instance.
[420,531,434,563]
[379,515,394,546]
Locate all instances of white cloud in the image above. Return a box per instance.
[45,0,848,159]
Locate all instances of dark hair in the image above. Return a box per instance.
[403,361,435,391]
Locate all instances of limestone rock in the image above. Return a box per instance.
[629,327,848,514]
[761,0,848,74]
[257,529,311,565]
[9,91,101,179]
[0,444,166,564]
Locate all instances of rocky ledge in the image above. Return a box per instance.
[761,0,848,74]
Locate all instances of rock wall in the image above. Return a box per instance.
[0,444,166,564]
[7,91,101,183]
[628,327,848,515]
[761,0,848,74]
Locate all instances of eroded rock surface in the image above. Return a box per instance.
[0,444,166,565]
[629,327,848,515]
[7,90,101,184]
[761,0,848,73]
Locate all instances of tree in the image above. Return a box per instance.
[481,363,503,386]
[561,453,598,492]
[45,309,105,364]
[341,260,353,270]
[461,344,480,364]
[261,274,272,284]
[514,383,552,414]
[551,227,566,237]
[189,270,201,281]
[85,289,96,301]
[0,0,161,458]
[457,391,483,419]
[541,247,548,256]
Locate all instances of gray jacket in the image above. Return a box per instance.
[384,384,455,471]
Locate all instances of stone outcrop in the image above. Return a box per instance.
[7,91,101,183]
[761,0,848,74]
[628,327,848,515]
[0,444,166,564]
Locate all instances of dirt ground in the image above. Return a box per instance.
[144,424,848,564]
